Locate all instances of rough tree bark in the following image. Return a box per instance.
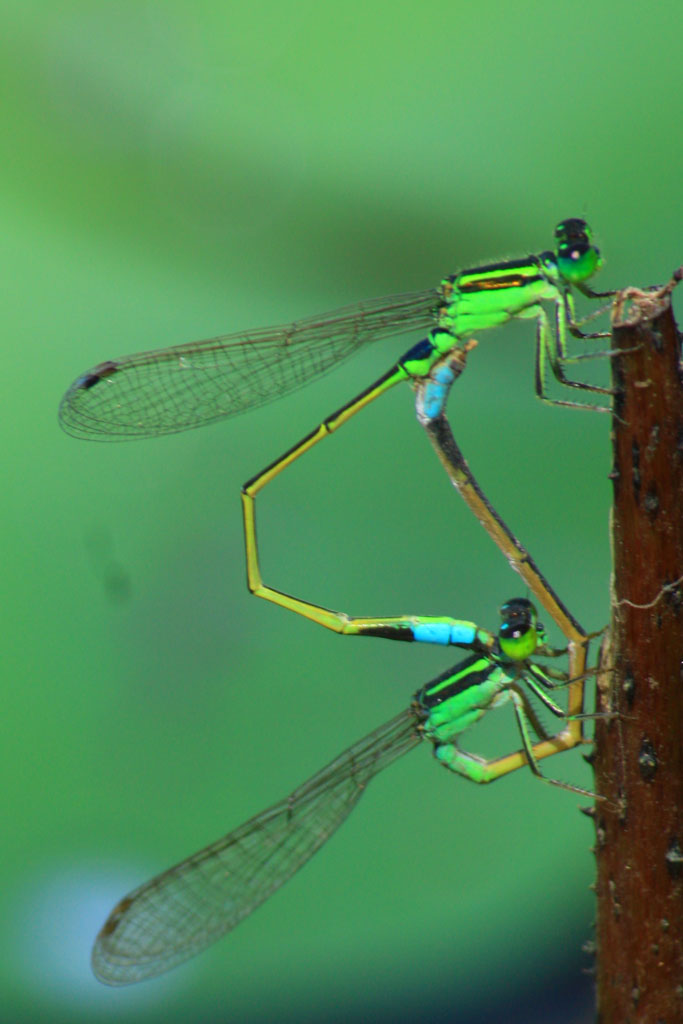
[593,276,683,1023]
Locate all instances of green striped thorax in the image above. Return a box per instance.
[434,217,602,340]
[377,217,604,384]
[415,597,546,725]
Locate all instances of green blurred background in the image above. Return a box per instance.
[3,1,681,1021]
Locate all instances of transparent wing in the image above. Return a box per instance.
[92,709,421,985]
[60,290,438,440]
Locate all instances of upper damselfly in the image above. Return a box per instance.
[59,220,612,645]
[60,219,610,441]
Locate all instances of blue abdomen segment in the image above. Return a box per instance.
[413,621,477,646]
[418,360,460,421]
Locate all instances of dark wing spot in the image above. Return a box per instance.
[80,361,119,390]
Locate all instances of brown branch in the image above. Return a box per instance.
[593,276,683,1022]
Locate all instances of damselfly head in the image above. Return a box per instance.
[497,597,540,661]
[555,218,603,284]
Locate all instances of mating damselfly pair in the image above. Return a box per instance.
[60,219,612,983]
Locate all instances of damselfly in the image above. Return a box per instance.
[59,218,611,443]
[92,598,600,986]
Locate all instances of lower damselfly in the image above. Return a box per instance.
[92,598,601,986]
